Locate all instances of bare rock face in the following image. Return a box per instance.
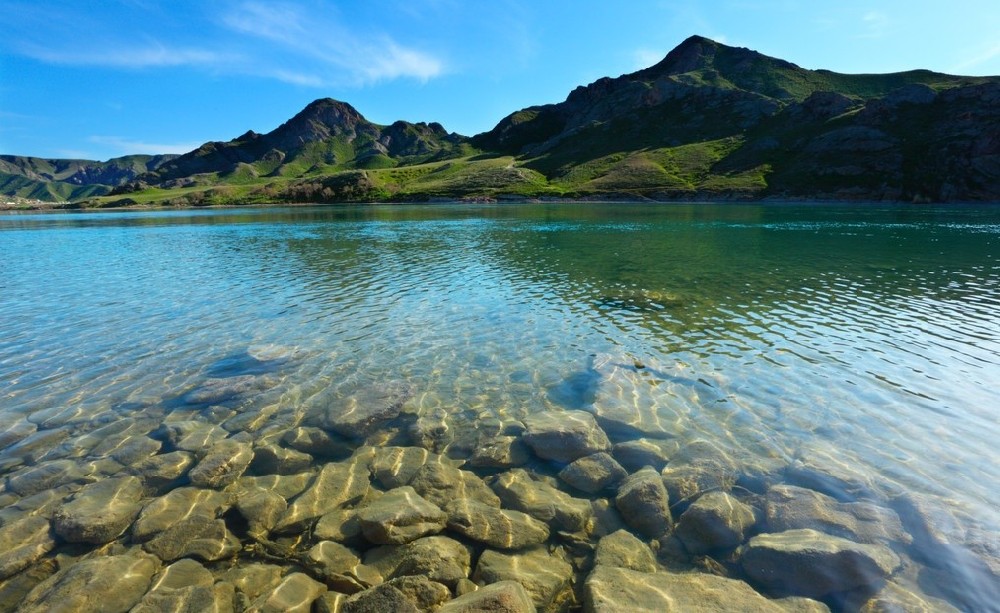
[614,467,672,538]
[444,499,550,550]
[52,475,144,544]
[438,580,535,613]
[473,547,574,611]
[739,529,901,598]
[0,516,56,580]
[522,412,611,463]
[356,486,447,545]
[19,552,161,613]
[675,491,757,554]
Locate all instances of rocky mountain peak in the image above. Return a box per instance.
[266,98,374,149]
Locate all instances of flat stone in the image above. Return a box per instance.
[473,547,573,611]
[0,418,36,449]
[380,576,452,610]
[188,439,254,489]
[98,435,162,466]
[5,459,93,497]
[19,552,160,613]
[132,559,234,613]
[585,565,814,612]
[220,563,284,604]
[558,452,628,493]
[281,427,355,459]
[357,486,447,545]
[594,529,658,572]
[324,380,414,439]
[370,446,459,489]
[661,461,736,511]
[274,457,371,533]
[248,572,326,613]
[491,469,593,533]
[341,584,419,613]
[0,427,70,466]
[675,491,757,554]
[614,467,672,538]
[181,374,276,406]
[153,420,229,453]
[143,517,241,562]
[0,483,78,525]
[249,443,313,475]
[306,540,363,589]
[0,516,56,580]
[235,487,287,535]
[409,462,501,509]
[468,435,531,468]
[439,581,536,613]
[445,498,550,550]
[128,451,196,491]
[236,472,314,500]
[612,438,679,472]
[52,475,144,544]
[766,484,910,545]
[522,412,611,464]
[739,529,901,598]
[364,535,472,588]
[132,487,231,541]
[315,508,362,543]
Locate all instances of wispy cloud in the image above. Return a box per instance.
[220,1,444,85]
[951,41,1000,72]
[16,41,230,68]
[858,10,889,39]
[89,136,201,155]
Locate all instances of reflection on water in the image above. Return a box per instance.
[1,203,999,610]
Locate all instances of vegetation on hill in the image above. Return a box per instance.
[3,35,997,207]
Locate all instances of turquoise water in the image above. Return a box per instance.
[1,203,998,607]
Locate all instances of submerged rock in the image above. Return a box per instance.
[370,446,460,489]
[188,438,254,489]
[491,468,593,532]
[132,486,231,541]
[612,438,678,472]
[593,529,658,572]
[235,487,287,535]
[766,484,910,545]
[220,563,284,606]
[675,491,757,554]
[315,508,363,543]
[52,475,144,544]
[408,462,500,509]
[281,426,355,459]
[558,452,628,493]
[19,552,160,613]
[131,558,235,613]
[614,467,672,538]
[5,459,94,497]
[584,565,820,612]
[438,580,536,613]
[181,374,276,406]
[364,535,472,588]
[468,435,531,468]
[357,486,447,545]
[522,411,612,463]
[153,421,229,453]
[274,456,371,533]
[445,498,550,550]
[473,547,574,611]
[248,572,326,613]
[739,529,901,598]
[128,450,196,492]
[143,517,241,562]
[249,443,313,475]
[0,516,56,580]
[340,584,419,613]
[324,380,414,439]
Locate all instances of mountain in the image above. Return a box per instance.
[0,154,177,202]
[4,35,998,207]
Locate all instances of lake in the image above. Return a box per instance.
[1,202,998,610]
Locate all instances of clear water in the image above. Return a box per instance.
[1,203,999,606]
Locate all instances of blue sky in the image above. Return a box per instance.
[2,0,998,161]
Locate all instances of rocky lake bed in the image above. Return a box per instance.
[1,352,997,613]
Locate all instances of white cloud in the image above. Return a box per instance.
[89,136,201,155]
[15,41,231,69]
[220,1,444,85]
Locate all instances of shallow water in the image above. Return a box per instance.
[1,202,999,608]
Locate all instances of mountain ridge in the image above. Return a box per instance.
[3,35,997,207]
